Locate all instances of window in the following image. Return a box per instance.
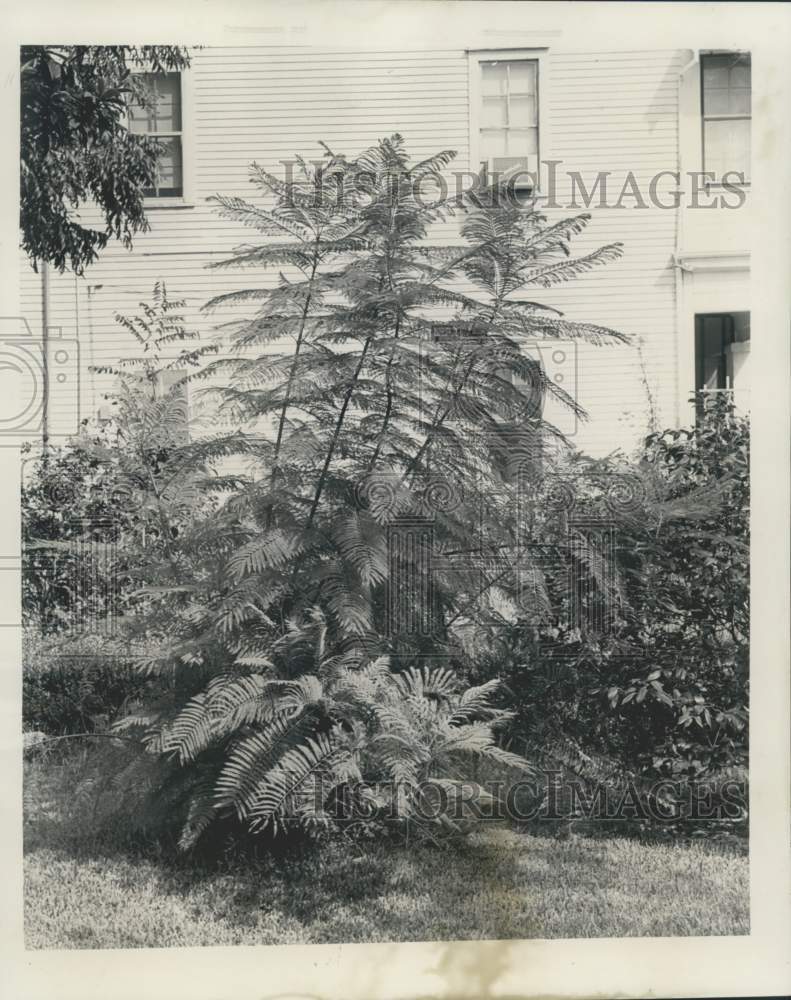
[695,312,750,393]
[701,53,751,181]
[128,72,184,198]
[473,56,540,194]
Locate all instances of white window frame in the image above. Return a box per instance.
[699,50,751,184]
[674,254,750,424]
[468,48,550,198]
[129,66,195,210]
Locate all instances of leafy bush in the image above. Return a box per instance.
[21,46,190,274]
[119,625,535,849]
[598,391,748,781]
[24,140,747,850]
[23,627,149,735]
[76,136,628,851]
[22,284,217,734]
[471,392,748,811]
[22,435,130,632]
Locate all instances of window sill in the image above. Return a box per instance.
[473,187,540,207]
[143,198,196,210]
[703,181,751,190]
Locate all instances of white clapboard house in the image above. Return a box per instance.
[19,37,751,457]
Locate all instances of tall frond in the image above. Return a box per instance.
[245,733,342,832]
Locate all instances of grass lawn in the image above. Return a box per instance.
[24,823,748,948]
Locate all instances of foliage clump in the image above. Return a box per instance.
[469,391,749,832]
[21,45,190,273]
[32,137,752,852]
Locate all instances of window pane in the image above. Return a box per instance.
[702,53,751,115]
[509,94,537,127]
[145,136,183,197]
[480,129,507,159]
[159,136,183,189]
[704,118,750,178]
[702,55,730,91]
[492,155,533,181]
[704,87,732,115]
[130,72,182,134]
[732,311,750,343]
[697,316,728,390]
[704,83,750,116]
[481,96,507,128]
[508,60,536,95]
[727,325,751,392]
[729,61,750,88]
[481,62,508,96]
[728,88,751,115]
[127,99,150,134]
[700,355,722,390]
[505,128,539,157]
[151,72,182,133]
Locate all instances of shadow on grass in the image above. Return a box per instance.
[24,752,749,946]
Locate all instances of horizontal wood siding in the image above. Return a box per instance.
[20,46,696,456]
[535,49,688,451]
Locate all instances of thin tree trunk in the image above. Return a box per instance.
[369,181,403,471]
[368,314,400,471]
[271,257,319,472]
[266,253,320,527]
[401,301,503,484]
[307,333,374,525]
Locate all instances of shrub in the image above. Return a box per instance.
[90,136,628,851]
[23,627,149,735]
[122,630,537,849]
[22,433,130,633]
[22,284,218,733]
[471,392,748,813]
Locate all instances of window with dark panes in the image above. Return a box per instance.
[128,72,183,198]
[701,53,751,181]
[695,312,751,392]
